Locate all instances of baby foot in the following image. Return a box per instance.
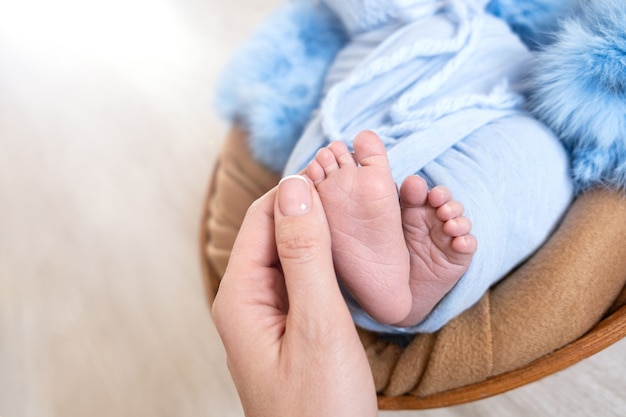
[395,175,477,327]
[306,131,412,324]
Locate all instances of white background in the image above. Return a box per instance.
[0,0,624,415]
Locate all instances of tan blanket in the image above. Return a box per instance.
[202,126,626,404]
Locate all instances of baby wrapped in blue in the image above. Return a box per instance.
[217,0,575,333]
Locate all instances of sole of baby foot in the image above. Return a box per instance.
[306,130,412,324]
[394,176,477,327]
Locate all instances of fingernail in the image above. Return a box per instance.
[278,175,311,216]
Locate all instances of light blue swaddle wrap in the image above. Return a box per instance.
[283,0,574,333]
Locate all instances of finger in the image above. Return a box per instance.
[274,175,352,328]
[212,187,282,343]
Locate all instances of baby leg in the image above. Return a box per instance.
[396,176,477,327]
[306,131,412,324]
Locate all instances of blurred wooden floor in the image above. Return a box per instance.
[0,1,624,416]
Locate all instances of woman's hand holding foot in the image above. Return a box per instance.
[212,175,377,417]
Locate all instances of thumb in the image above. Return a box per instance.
[274,175,350,324]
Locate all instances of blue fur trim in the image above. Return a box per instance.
[486,0,577,49]
[529,0,626,192]
[215,0,347,171]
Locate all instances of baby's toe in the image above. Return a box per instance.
[352,130,390,169]
[400,175,428,207]
[328,140,356,168]
[443,216,472,237]
[315,147,340,175]
[428,185,453,208]
[307,159,327,186]
[436,200,465,221]
[451,234,478,255]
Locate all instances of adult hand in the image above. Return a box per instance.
[212,175,377,417]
